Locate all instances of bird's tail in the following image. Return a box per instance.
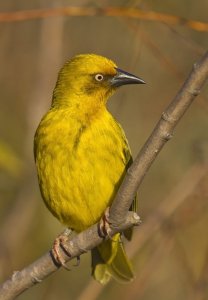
[91,233,134,284]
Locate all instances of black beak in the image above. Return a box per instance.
[110,67,145,87]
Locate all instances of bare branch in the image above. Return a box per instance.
[0,7,208,32]
[77,162,208,300]
[109,50,208,226]
[0,51,208,299]
[0,212,139,300]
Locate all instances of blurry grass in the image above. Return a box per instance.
[0,140,23,178]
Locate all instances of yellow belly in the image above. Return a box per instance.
[34,108,131,232]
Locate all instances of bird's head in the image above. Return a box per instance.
[52,54,145,110]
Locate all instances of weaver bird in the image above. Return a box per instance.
[34,54,145,284]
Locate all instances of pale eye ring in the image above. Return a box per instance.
[95,74,104,82]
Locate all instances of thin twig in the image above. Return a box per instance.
[0,6,208,32]
[0,51,208,299]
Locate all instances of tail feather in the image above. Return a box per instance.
[91,233,134,284]
[111,239,134,282]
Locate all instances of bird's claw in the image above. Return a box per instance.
[98,207,111,237]
[51,228,73,270]
[98,207,117,242]
[73,255,81,267]
[98,207,123,243]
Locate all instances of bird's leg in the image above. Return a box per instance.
[51,228,73,270]
[98,207,112,238]
[99,207,123,243]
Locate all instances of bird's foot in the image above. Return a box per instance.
[51,228,73,270]
[99,207,117,241]
[99,207,111,238]
[98,207,123,243]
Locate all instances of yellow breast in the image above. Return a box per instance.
[34,107,131,232]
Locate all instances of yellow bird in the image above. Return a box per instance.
[34,54,145,284]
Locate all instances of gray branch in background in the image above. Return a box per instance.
[0,50,208,300]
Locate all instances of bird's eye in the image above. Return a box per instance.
[95,74,104,82]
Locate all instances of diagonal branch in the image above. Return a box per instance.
[109,50,208,225]
[0,51,208,300]
[0,212,139,300]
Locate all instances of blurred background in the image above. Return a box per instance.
[0,1,208,299]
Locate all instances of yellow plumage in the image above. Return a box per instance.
[34,54,144,284]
